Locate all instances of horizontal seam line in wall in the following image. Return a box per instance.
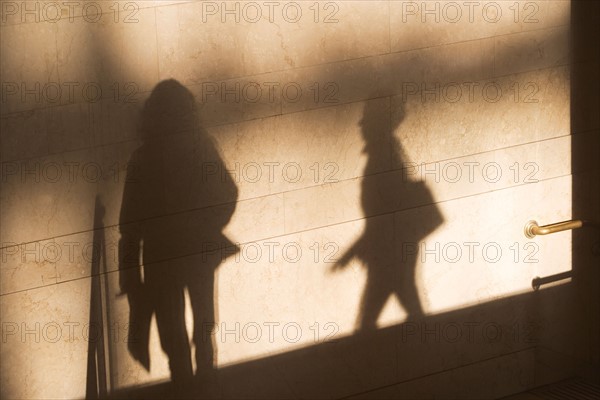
[0,61,573,166]
[111,166,576,271]
[0,132,577,250]
[0,23,570,122]
[1,38,570,122]
[173,23,570,94]
[0,0,570,36]
[1,130,580,249]
[0,171,575,296]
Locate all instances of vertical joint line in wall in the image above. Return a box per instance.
[54,23,60,87]
[388,96,393,167]
[283,194,286,234]
[278,84,283,116]
[493,38,497,77]
[88,102,94,148]
[392,210,399,376]
[52,24,60,156]
[154,7,160,81]
[388,0,392,54]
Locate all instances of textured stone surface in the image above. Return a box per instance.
[0,1,577,398]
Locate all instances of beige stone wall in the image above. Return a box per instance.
[1,1,577,398]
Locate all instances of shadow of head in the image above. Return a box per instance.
[359,99,406,145]
[141,79,200,139]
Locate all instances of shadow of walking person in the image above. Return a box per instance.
[118,79,238,397]
[331,100,443,331]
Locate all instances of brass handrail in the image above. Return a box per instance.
[524,219,586,238]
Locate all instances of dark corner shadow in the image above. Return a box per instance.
[109,284,567,400]
[331,99,443,330]
[115,79,239,397]
[570,0,600,380]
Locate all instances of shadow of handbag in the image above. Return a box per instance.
[403,180,445,240]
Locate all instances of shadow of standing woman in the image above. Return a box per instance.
[118,80,238,395]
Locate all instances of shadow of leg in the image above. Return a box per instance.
[188,266,220,398]
[152,276,193,385]
[357,272,391,331]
